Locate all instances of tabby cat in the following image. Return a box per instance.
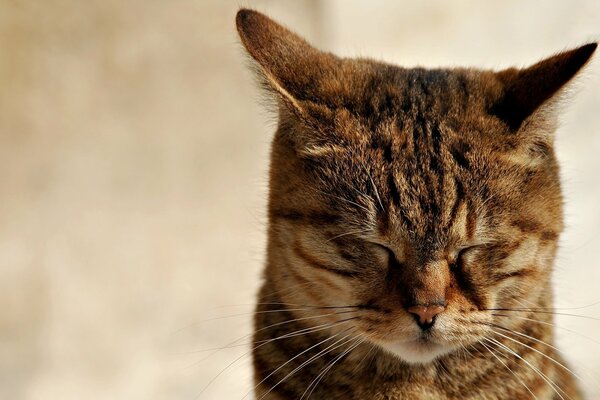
[236,8,596,399]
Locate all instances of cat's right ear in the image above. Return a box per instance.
[491,43,597,131]
[235,9,339,127]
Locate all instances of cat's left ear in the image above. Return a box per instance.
[235,9,342,129]
[492,43,597,131]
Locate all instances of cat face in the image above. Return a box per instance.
[266,75,562,363]
[237,10,596,364]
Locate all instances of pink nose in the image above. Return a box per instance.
[407,304,446,327]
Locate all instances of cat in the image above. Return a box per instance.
[236,8,596,400]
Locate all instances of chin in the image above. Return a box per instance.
[380,339,455,364]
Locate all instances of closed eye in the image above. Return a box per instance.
[451,245,482,269]
[371,242,403,269]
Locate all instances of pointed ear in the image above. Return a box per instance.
[492,43,597,130]
[235,9,340,123]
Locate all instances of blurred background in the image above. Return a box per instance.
[0,1,598,399]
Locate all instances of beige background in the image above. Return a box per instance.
[0,1,599,399]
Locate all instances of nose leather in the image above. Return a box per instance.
[407,304,446,326]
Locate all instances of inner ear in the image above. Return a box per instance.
[491,43,597,131]
[235,9,342,123]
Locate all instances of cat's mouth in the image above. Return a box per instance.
[379,336,455,364]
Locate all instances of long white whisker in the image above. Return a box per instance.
[326,228,373,242]
[185,310,358,354]
[489,322,600,392]
[494,299,600,312]
[258,332,358,400]
[489,328,592,391]
[195,318,356,397]
[200,307,357,323]
[365,168,384,212]
[301,336,366,400]
[493,313,600,347]
[352,342,376,373]
[242,327,352,399]
[315,189,371,214]
[480,340,538,399]
[485,337,568,400]
[487,308,600,322]
[485,322,561,353]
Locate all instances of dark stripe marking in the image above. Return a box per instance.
[293,241,359,278]
[450,140,472,170]
[271,208,341,225]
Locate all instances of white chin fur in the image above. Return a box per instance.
[380,341,453,364]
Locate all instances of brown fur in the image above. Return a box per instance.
[236,9,596,399]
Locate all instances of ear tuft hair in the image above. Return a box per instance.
[235,9,339,122]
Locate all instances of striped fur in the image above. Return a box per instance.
[237,9,596,399]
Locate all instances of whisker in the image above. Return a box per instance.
[480,340,538,399]
[348,182,375,213]
[252,310,357,339]
[553,300,600,311]
[195,317,357,397]
[203,307,358,322]
[365,167,385,212]
[352,342,377,373]
[184,310,359,354]
[459,343,470,363]
[315,189,371,214]
[436,356,452,377]
[258,332,358,400]
[489,328,585,388]
[254,302,354,308]
[506,299,600,312]
[175,304,361,335]
[486,321,600,392]
[301,336,366,400]
[477,321,562,353]
[474,189,497,217]
[254,301,362,310]
[484,337,568,400]
[326,228,373,242]
[252,317,358,347]
[241,327,353,399]
[212,301,359,309]
[484,308,600,322]
[493,313,600,347]
[254,283,314,305]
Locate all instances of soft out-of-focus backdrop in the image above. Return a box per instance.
[0,1,598,399]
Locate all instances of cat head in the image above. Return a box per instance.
[237,9,596,364]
